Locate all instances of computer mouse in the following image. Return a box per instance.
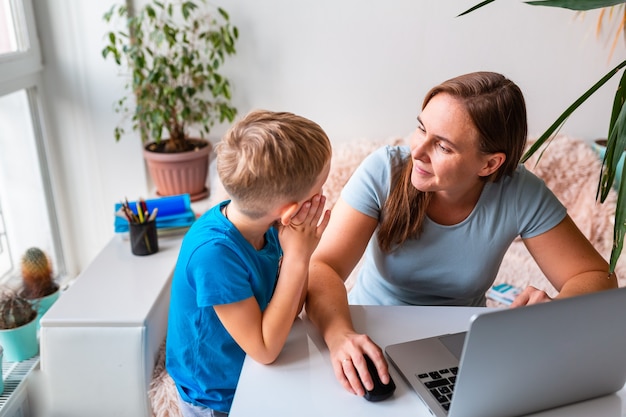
[359,354,396,402]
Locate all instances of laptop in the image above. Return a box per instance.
[385,287,626,417]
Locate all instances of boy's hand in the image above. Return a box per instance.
[279,194,330,258]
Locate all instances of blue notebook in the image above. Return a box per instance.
[114,194,196,233]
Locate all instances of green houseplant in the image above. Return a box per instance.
[0,290,38,362]
[102,0,239,200]
[460,0,626,273]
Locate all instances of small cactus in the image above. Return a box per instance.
[0,290,37,329]
[20,247,59,299]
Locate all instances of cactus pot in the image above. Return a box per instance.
[19,283,61,329]
[0,316,38,362]
[0,344,4,394]
[30,285,60,329]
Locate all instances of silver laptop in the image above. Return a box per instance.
[385,287,626,417]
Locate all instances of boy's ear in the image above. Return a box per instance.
[278,202,300,226]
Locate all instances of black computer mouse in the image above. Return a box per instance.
[359,354,396,402]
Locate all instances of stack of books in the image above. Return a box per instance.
[114,194,196,236]
[486,283,522,306]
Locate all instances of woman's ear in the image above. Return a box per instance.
[479,152,506,177]
[278,202,300,226]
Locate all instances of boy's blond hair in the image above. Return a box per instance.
[216,110,332,218]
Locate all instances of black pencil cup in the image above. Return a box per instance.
[129,220,159,256]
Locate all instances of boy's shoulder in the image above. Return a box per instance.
[182,204,231,246]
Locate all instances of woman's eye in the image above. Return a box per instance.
[437,143,451,153]
[417,124,426,133]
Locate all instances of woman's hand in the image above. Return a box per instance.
[327,331,391,396]
[509,285,552,307]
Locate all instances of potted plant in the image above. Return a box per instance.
[0,290,39,362]
[459,0,626,273]
[102,0,239,201]
[18,247,60,325]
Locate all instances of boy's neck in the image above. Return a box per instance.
[222,202,273,250]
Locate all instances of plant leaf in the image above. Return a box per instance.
[600,102,626,200]
[611,178,626,271]
[610,63,626,135]
[218,7,229,20]
[522,59,626,163]
[525,0,626,11]
[606,106,626,270]
[457,0,498,17]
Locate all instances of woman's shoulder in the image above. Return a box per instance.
[511,164,550,190]
[380,143,410,157]
[493,164,563,212]
[495,164,542,186]
[486,164,554,204]
[351,144,409,184]
[363,144,409,167]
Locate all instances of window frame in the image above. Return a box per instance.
[0,0,66,283]
[0,0,41,94]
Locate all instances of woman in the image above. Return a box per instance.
[305,71,617,397]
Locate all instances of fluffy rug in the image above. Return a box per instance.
[148,134,625,416]
[148,340,182,417]
[494,135,626,299]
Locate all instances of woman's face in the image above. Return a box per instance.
[409,93,498,196]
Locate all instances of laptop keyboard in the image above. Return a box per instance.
[417,367,458,412]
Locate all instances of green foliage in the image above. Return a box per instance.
[102,0,239,153]
[460,0,626,272]
[0,290,36,330]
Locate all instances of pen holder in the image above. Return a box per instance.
[129,220,159,256]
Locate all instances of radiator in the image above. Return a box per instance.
[0,357,39,417]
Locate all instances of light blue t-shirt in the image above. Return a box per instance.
[166,201,281,413]
[344,146,566,307]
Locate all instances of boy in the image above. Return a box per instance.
[166,110,332,416]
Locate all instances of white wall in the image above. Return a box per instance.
[32,0,626,275]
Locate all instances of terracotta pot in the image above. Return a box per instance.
[143,139,211,201]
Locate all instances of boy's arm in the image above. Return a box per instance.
[213,256,307,365]
[214,195,329,364]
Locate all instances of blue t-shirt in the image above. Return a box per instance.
[344,146,567,307]
[166,201,281,413]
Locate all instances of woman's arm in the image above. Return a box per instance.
[512,215,618,306]
[305,198,391,395]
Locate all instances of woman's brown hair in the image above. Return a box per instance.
[377,72,528,252]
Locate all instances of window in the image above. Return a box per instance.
[0,0,18,55]
[0,0,65,283]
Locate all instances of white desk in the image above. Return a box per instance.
[38,234,183,417]
[230,305,626,416]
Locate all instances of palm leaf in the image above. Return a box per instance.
[522,59,626,163]
[600,101,626,200]
[525,0,626,11]
[459,0,626,16]
[457,0,497,17]
[610,60,626,132]
[606,105,626,270]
